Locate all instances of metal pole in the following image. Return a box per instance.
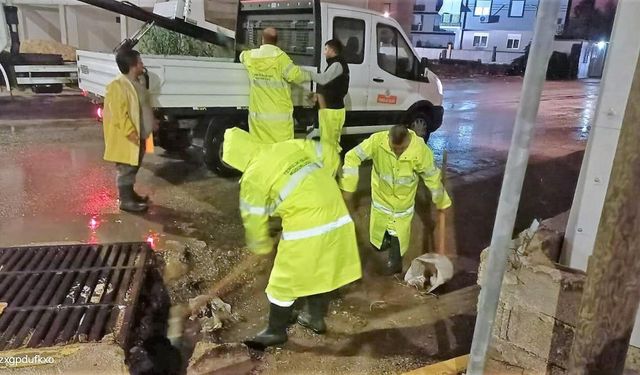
[465,0,561,373]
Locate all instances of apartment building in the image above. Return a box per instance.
[411,0,570,53]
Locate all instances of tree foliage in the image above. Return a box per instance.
[136,26,234,58]
[565,0,617,40]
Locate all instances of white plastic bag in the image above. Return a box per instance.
[404,253,454,293]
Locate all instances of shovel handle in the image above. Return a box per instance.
[437,210,446,255]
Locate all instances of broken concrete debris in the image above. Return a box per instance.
[477,211,640,374]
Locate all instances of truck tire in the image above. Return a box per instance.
[408,110,433,142]
[31,84,63,94]
[203,118,240,177]
[158,127,191,154]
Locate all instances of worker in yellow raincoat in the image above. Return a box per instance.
[103,48,156,212]
[240,27,311,143]
[340,125,452,274]
[222,128,361,348]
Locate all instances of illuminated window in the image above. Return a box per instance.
[509,0,525,17]
[474,0,492,16]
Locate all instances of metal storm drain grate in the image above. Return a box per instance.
[0,242,151,350]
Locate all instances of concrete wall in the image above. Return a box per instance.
[478,213,640,373]
[417,39,590,65]
[18,5,143,52]
[416,46,522,64]
[460,29,533,52]
[20,5,61,42]
[413,33,456,48]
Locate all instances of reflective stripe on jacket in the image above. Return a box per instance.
[340,130,452,255]
[240,44,311,143]
[223,128,359,301]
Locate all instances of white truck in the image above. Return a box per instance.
[77,0,445,175]
[1,3,78,94]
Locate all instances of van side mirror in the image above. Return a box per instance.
[420,57,430,81]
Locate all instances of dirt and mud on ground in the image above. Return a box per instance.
[0,77,596,373]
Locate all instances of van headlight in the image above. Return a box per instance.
[435,76,443,96]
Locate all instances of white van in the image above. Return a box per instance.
[77,0,444,175]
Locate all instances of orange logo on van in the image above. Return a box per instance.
[377,94,397,104]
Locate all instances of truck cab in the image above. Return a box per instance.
[318,2,443,137]
[76,0,444,175]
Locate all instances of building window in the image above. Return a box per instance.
[509,0,525,17]
[507,34,521,49]
[473,33,489,48]
[333,17,366,64]
[377,23,419,80]
[474,0,492,16]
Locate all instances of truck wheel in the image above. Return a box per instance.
[408,111,432,142]
[203,118,240,177]
[32,84,63,94]
[158,128,191,154]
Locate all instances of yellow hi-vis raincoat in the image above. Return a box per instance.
[318,108,346,151]
[103,75,154,166]
[340,130,452,256]
[240,44,311,143]
[222,128,361,303]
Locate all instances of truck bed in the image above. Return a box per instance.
[76,50,313,109]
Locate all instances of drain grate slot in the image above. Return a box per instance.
[0,242,151,349]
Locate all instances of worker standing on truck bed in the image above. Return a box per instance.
[103,48,157,213]
[310,39,350,151]
[340,125,452,275]
[240,27,311,143]
[222,128,361,348]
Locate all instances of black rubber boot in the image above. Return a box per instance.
[245,303,292,350]
[132,188,150,203]
[119,185,148,212]
[297,294,329,334]
[386,242,403,275]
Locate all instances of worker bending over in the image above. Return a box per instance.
[222,128,361,348]
[340,125,451,274]
[240,27,310,143]
[310,39,350,150]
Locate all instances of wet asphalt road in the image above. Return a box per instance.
[0,77,596,250]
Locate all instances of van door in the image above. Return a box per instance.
[325,6,371,112]
[367,18,422,122]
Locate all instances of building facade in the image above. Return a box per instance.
[411,0,570,53]
[411,0,456,48]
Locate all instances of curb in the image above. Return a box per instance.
[0,118,99,129]
[403,354,469,374]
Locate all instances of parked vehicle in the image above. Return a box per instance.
[1,3,77,94]
[77,0,445,175]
